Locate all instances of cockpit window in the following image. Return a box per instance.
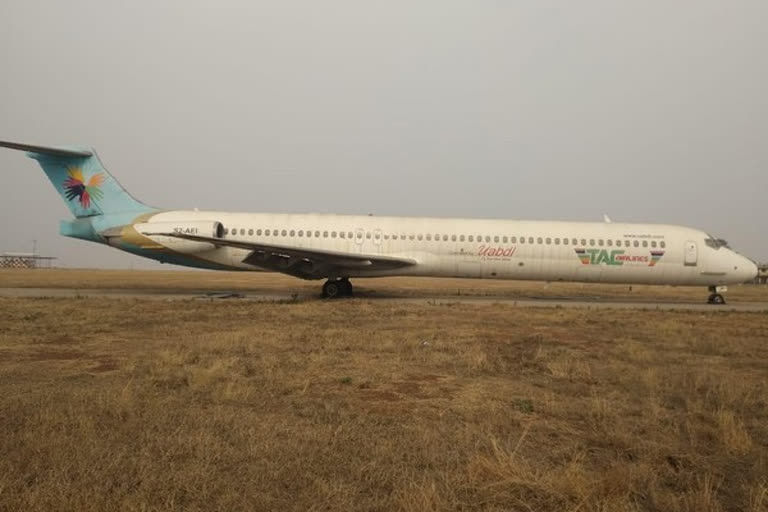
[705,235,729,250]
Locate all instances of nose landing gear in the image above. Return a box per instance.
[322,278,353,299]
[707,285,727,305]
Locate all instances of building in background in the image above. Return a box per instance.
[758,263,768,285]
[0,252,57,269]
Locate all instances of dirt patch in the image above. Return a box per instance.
[28,348,86,361]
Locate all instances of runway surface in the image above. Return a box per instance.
[2,287,767,312]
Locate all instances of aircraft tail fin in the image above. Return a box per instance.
[0,140,156,218]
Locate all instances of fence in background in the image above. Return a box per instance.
[0,252,57,269]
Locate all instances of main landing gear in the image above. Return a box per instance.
[322,278,353,299]
[707,285,726,305]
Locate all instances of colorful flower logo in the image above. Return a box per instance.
[63,167,104,209]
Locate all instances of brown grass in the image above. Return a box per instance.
[1,268,767,303]
[1,291,767,511]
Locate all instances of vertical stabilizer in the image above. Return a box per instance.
[1,141,156,218]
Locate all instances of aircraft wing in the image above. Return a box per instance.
[153,231,417,279]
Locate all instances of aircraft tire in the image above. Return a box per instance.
[708,293,726,305]
[322,280,341,299]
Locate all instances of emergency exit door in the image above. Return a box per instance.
[684,241,698,266]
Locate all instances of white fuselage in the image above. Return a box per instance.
[135,210,757,286]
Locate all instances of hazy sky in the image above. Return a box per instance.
[1,0,766,268]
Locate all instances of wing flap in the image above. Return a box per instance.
[154,231,416,278]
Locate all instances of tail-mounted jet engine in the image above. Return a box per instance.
[134,221,224,254]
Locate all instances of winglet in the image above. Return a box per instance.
[0,140,92,158]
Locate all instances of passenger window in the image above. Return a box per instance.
[581,239,586,246]
[460,235,465,242]
[598,239,604,246]
[502,236,508,243]
[417,234,423,241]
[238,228,244,235]
[306,230,312,238]
[375,232,381,240]
[537,237,543,244]
[331,231,337,238]
[443,234,449,241]
[323,231,328,238]
[633,240,639,247]
[572,238,578,246]
[563,238,569,245]
[589,239,595,246]
[366,232,371,239]
[451,235,457,242]
[339,231,345,239]
[555,238,560,245]
[248,229,254,236]
[546,238,551,245]
[298,230,303,237]
[348,232,353,239]
[409,234,415,240]
[511,236,517,243]
[315,231,321,238]
[519,237,525,244]
[223,228,229,235]
[288,230,294,237]
[528,237,534,244]
[468,235,474,242]
[606,240,612,246]
[426,234,432,241]
[642,241,648,247]
[384,233,389,240]
[651,241,657,248]
[494,236,500,243]
[624,240,630,247]
[660,241,666,248]
[485,236,491,243]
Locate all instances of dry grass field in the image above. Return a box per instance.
[1,275,767,511]
[1,268,766,303]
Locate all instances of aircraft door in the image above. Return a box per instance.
[684,241,698,266]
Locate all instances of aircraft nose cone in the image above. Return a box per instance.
[749,260,759,282]
[738,257,759,283]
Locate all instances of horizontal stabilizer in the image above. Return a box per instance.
[0,140,92,158]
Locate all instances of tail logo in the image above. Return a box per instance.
[63,167,105,209]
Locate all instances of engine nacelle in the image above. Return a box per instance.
[134,221,224,254]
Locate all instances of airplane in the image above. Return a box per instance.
[0,140,759,304]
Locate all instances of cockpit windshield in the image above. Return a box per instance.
[705,235,730,250]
